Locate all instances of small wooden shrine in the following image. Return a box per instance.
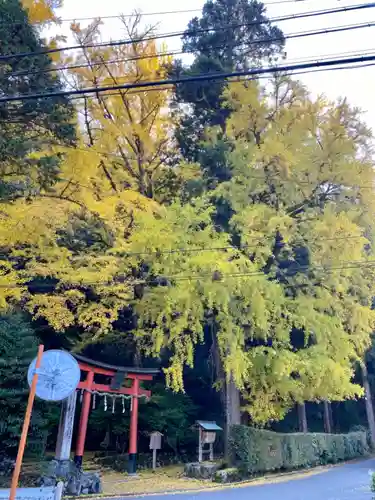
[196,421,222,462]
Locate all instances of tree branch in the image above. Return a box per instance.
[99,160,118,193]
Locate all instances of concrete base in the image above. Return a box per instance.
[184,462,220,479]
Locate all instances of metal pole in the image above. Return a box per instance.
[9,345,44,500]
[152,449,157,470]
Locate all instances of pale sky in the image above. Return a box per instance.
[53,0,375,132]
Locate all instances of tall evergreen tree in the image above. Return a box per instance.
[173,0,284,172]
[0,0,75,200]
[0,313,47,456]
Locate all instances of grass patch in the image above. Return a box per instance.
[101,465,219,496]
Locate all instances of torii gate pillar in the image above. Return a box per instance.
[128,377,139,474]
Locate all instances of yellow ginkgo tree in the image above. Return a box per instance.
[0,14,181,340]
[21,0,61,25]
[61,16,177,201]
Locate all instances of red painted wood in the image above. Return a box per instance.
[129,378,140,454]
[78,362,114,377]
[126,374,153,381]
[78,361,153,381]
[76,370,94,458]
[75,361,154,462]
[76,381,150,397]
[76,381,151,398]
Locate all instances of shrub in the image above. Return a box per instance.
[213,468,241,483]
[350,425,372,450]
[230,425,368,475]
[371,472,375,492]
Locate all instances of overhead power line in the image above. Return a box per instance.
[0,0,347,26]
[2,53,375,102]
[6,21,375,79]
[161,260,375,281]
[2,259,375,289]
[60,59,375,103]
[105,235,370,258]
[1,3,374,61]
[0,9,203,26]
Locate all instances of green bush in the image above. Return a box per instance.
[213,468,241,483]
[370,472,375,492]
[230,425,368,475]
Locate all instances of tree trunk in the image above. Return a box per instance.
[298,402,308,433]
[224,375,241,460]
[323,401,333,434]
[211,326,241,461]
[361,363,375,449]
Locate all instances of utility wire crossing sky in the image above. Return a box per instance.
[46,0,375,132]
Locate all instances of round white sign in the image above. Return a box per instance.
[27,350,81,401]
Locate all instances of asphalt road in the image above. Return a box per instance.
[135,459,375,500]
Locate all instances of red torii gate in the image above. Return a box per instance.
[72,354,158,474]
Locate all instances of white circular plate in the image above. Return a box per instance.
[27,350,81,401]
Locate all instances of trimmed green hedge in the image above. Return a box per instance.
[230,425,368,475]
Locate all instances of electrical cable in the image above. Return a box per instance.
[6,21,375,79]
[2,259,375,289]
[0,0,350,27]
[101,236,371,258]
[1,3,374,61]
[166,260,375,281]
[3,53,375,102]
[59,59,375,104]
[3,57,374,198]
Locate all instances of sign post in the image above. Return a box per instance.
[55,392,77,461]
[149,432,163,470]
[9,345,44,500]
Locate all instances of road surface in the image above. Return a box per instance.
[135,459,375,500]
